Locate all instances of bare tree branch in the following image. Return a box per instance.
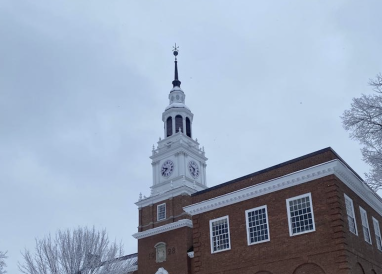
[0,251,7,274]
[18,226,135,274]
[342,74,382,191]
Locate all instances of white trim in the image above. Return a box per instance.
[187,251,194,258]
[372,217,382,251]
[136,185,197,208]
[333,162,382,216]
[245,205,270,245]
[286,193,316,236]
[183,160,382,218]
[359,206,372,244]
[344,194,358,236]
[157,203,166,221]
[132,219,193,239]
[209,215,231,254]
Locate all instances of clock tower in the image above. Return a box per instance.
[150,46,208,196]
[133,46,207,274]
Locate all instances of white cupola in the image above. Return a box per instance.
[145,45,208,197]
[162,46,193,139]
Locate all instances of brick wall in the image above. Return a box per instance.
[191,177,351,274]
[339,182,382,273]
[139,194,192,232]
[137,226,193,274]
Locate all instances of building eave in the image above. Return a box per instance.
[132,219,193,239]
[136,185,198,208]
[183,159,382,217]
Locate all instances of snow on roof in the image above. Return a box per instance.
[88,253,138,274]
[165,103,190,111]
[170,86,183,92]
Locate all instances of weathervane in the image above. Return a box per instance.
[171,43,181,87]
[172,43,179,60]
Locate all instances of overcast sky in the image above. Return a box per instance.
[1,1,382,273]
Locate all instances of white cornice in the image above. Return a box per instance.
[333,162,382,215]
[151,135,207,162]
[136,185,198,208]
[183,160,382,217]
[132,219,193,239]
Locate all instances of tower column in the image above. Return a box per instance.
[183,116,186,134]
[152,162,156,185]
[164,120,167,137]
[202,163,207,186]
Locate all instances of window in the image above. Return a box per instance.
[359,207,372,244]
[157,203,166,221]
[186,117,191,137]
[344,194,358,235]
[245,205,270,245]
[286,193,315,236]
[166,117,172,137]
[372,217,382,251]
[209,216,231,253]
[175,115,183,133]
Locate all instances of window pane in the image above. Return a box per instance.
[344,195,357,235]
[211,217,230,252]
[287,194,315,235]
[246,206,269,244]
[157,204,166,221]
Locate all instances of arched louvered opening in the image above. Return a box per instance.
[166,117,173,137]
[186,117,191,138]
[175,115,183,133]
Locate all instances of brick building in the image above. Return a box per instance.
[131,48,382,274]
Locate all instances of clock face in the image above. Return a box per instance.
[161,160,174,177]
[188,160,199,179]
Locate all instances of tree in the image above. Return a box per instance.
[0,251,7,274]
[19,227,136,274]
[342,73,382,191]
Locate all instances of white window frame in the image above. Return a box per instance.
[286,192,316,236]
[372,217,382,251]
[344,194,358,235]
[209,215,231,254]
[245,205,270,245]
[359,206,372,244]
[157,203,166,221]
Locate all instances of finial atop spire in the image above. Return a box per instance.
[172,43,181,88]
[172,43,179,60]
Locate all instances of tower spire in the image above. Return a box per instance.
[172,43,181,88]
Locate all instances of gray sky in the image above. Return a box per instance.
[1,1,382,273]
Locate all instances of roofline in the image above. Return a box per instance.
[193,147,365,197]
